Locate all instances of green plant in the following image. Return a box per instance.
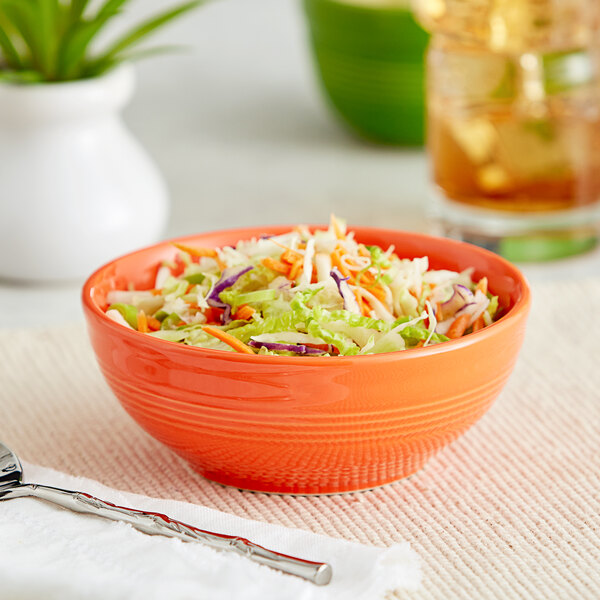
[0,0,204,83]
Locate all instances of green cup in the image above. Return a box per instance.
[303,0,429,145]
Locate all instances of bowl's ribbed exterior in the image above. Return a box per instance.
[89,318,525,494]
[83,226,531,495]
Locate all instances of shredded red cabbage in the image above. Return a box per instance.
[207,265,254,323]
[330,267,354,311]
[455,302,477,317]
[440,284,474,320]
[247,340,327,355]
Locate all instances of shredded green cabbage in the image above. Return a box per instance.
[103,217,501,356]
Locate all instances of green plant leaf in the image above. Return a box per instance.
[83,44,186,78]
[0,0,39,65]
[0,68,44,83]
[90,0,203,67]
[57,0,128,79]
[96,0,128,19]
[69,0,89,23]
[0,0,205,82]
[0,0,61,76]
[0,23,21,68]
[36,0,61,78]
[57,20,108,79]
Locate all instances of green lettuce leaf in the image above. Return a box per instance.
[107,303,138,329]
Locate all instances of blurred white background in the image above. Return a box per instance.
[120,0,428,236]
[0,0,429,325]
[0,0,597,325]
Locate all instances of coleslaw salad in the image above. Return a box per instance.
[104,216,500,356]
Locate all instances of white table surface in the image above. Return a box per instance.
[0,0,599,327]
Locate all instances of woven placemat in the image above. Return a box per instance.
[1,279,599,599]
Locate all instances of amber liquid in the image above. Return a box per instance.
[427,40,600,213]
[429,109,600,212]
[413,0,600,55]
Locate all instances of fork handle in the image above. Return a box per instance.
[5,483,332,585]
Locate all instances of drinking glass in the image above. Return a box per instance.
[413,0,600,260]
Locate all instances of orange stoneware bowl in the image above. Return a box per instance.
[82,226,531,494]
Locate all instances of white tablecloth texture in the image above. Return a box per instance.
[1,278,599,599]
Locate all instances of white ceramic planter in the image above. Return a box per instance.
[0,65,168,282]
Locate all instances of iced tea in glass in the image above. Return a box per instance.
[413,0,600,259]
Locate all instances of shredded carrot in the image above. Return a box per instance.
[150,289,163,296]
[147,316,161,331]
[216,257,228,272]
[233,304,255,321]
[358,244,371,258]
[280,248,303,265]
[366,285,388,304]
[339,254,370,275]
[202,326,256,354]
[279,251,294,265]
[331,250,351,278]
[435,302,442,321]
[270,242,303,262]
[446,314,471,339]
[330,214,345,240]
[357,293,372,317]
[362,301,372,317]
[477,277,488,295]
[173,243,217,258]
[172,242,227,271]
[262,256,291,275]
[361,284,393,314]
[472,314,485,332]
[414,340,425,348]
[353,289,365,315]
[354,270,376,286]
[288,257,303,281]
[137,310,148,333]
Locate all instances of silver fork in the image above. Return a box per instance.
[0,441,332,585]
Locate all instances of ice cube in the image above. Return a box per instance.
[419,0,445,19]
[477,164,511,192]
[430,46,516,101]
[450,118,498,164]
[495,119,569,179]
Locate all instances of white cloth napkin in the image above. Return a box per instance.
[0,462,420,600]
